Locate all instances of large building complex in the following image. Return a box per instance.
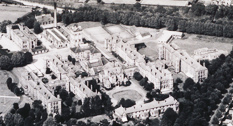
[6,24,37,51]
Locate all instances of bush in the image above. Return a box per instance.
[119,98,136,108]
[81,72,88,78]
[6,77,12,85]
[68,55,72,62]
[139,77,148,86]
[144,83,154,91]
[176,78,183,83]
[78,100,82,105]
[72,58,76,65]
[133,72,143,81]
[42,78,49,84]
[46,68,52,74]
[125,81,131,86]
[51,74,57,79]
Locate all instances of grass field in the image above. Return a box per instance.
[0,71,19,115]
[138,42,159,61]
[0,4,31,22]
[112,90,142,101]
[173,34,233,55]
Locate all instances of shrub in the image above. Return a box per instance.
[68,55,72,62]
[46,68,52,74]
[51,74,57,79]
[119,98,136,108]
[42,78,49,84]
[125,81,131,86]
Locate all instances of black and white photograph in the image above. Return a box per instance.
[0,0,233,126]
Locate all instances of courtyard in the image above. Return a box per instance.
[105,79,147,106]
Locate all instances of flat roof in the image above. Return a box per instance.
[83,26,111,43]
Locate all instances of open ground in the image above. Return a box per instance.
[0,4,31,22]
[173,34,233,55]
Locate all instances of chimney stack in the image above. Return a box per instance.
[54,2,57,27]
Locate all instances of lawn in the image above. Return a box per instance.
[138,41,159,61]
[173,34,233,56]
[112,90,142,101]
[0,36,21,52]
[0,4,31,22]
[0,71,19,115]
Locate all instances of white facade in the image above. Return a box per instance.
[6,24,37,50]
[193,48,228,61]
[13,68,62,115]
[159,43,208,82]
[114,95,179,122]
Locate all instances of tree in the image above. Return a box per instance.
[24,17,35,29]
[68,55,72,62]
[51,74,57,79]
[205,5,218,15]
[97,0,102,3]
[191,3,205,16]
[46,68,52,74]
[55,114,63,123]
[24,52,33,64]
[125,80,131,86]
[133,72,143,81]
[0,55,12,70]
[160,108,178,126]
[24,116,34,126]
[43,116,57,126]
[6,77,12,85]
[166,19,177,31]
[67,118,77,126]
[13,103,19,110]
[14,87,22,96]
[212,117,219,125]
[176,78,183,83]
[11,52,25,67]
[183,78,195,91]
[62,15,71,25]
[4,112,14,126]
[13,113,23,126]
[144,83,154,91]
[18,103,31,119]
[0,20,12,33]
[59,88,68,101]
[134,3,141,9]
[42,78,49,84]
[34,21,42,34]
[119,98,136,108]
[100,119,110,126]
[72,58,76,65]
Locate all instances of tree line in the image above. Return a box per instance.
[0,51,33,71]
[6,77,24,96]
[3,100,49,126]
[58,4,233,38]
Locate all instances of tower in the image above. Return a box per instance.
[54,2,57,27]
